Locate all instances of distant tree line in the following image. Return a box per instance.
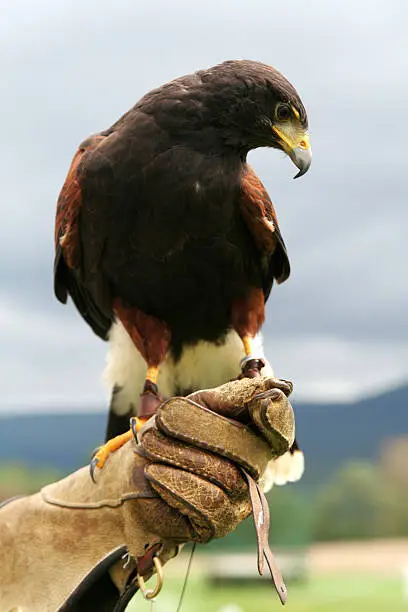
[210,436,408,549]
[314,437,408,541]
[2,436,408,546]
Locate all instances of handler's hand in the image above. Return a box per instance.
[0,376,295,612]
[140,375,294,545]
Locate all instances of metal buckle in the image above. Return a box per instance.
[137,556,164,600]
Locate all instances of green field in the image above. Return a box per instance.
[128,574,405,612]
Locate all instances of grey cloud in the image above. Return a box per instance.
[1,0,407,410]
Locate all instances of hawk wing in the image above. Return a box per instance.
[54,134,113,340]
[238,165,290,300]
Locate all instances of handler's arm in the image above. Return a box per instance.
[0,376,294,612]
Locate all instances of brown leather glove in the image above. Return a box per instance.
[0,376,294,612]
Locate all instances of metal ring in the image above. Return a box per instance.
[137,556,164,600]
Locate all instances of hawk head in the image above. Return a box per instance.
[196,60,312,177]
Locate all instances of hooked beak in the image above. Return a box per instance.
[272,125,312,179]
[289,146,312,178]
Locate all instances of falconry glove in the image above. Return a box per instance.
[0,376,295,612]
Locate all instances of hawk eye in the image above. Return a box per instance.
[275,104,291,121]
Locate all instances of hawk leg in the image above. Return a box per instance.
[91,303,170,482]
[231,288,266,378]
[90,365,165,482]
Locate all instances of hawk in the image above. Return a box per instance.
[54,60,311,484]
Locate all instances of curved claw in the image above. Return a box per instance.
[131,417,139,441]
[88,429,134,483]
[131,416,152,444]
[89,456,99,484]
[253,379,293,400]
[253,388,284,401]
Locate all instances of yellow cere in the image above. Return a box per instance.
[271,105,311,152]
[298,133,311,150]
[272,123,310,152]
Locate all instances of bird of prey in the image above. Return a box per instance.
[54,60,311,484]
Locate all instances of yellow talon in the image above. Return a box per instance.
[91,419,151,481]
[146,365,159,384]
[93,429,133,470]
[133,416,148,433]
[242,335,253,356]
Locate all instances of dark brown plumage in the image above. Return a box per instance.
[54,60,310,485]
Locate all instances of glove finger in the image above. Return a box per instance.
[145,464,252,543]
[141,428,247,499]
[188,376,293,423]
[155,398,273,479]
[248,388,295,451]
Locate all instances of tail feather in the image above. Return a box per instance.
[261,439,305,492]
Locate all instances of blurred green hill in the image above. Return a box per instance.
[1,383,407,483]
[1,383,408,546]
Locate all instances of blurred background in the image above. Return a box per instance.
[1,0,408,610]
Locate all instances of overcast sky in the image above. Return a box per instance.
[1,0,407,412]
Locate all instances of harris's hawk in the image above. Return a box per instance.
[54,60,311,484]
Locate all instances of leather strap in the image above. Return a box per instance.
[243,470,287,605]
